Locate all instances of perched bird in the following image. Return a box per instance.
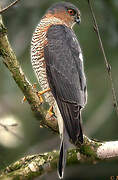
[31,1,87,179]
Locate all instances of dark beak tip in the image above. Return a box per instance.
[76,18,81,24]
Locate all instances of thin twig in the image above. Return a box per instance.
[88,0,118,116]
[0,0,20,14]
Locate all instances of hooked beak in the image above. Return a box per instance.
[75,16,81,25]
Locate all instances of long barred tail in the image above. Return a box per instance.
[57,108,83,179]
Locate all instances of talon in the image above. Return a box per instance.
[22,86,50,104]
[22,96,26,103]
[38,93,44,103]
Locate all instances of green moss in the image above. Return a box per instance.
[46,151,59,169]
[0,48,7,57]
[79,144,98,160]
[67,149,78,165]
[0,24,7,35]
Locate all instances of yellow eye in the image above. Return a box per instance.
[67,9,76,16]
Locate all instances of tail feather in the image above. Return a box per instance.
[57,100,84,178]
[58,140,67,179]
[56,96,83,145]
[77,113,83,144]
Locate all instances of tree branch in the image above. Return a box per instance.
[0,4,118,180]
[0,135,118,179]
[0,0,21,14]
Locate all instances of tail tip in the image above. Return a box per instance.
[58,170,64,179]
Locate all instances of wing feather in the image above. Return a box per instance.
[44,24,87,144]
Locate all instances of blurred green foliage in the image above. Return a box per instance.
[0,0,118,179]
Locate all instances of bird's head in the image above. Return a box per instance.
[45,2,81,28]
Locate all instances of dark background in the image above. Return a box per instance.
[0,0,118,179]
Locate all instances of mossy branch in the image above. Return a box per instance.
[1,6,118,180]
[1,135,118,179]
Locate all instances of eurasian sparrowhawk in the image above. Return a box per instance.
[31,2,87,179]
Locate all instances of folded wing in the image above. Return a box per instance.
[44,24,87,144]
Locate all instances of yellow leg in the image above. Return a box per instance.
[37,88,50,96]
[37,88,50,103]
[47,106,54,117]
